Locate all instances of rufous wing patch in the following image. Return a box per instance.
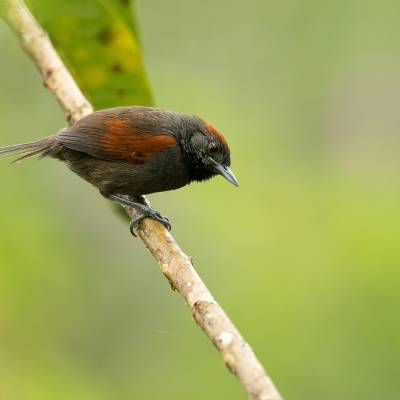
[100,118,177,163]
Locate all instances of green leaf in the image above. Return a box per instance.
[28,0,154,109]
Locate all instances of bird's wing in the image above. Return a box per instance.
[58,109,177,163]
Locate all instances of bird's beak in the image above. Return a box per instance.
[209,157,239,187]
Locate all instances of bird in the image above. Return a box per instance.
[0,106,238,234]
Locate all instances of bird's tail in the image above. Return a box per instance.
[0,135,56,163]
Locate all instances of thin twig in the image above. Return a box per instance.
[2,1,283,398]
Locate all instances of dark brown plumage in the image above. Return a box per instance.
[0,106,238,233]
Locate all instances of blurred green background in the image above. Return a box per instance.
[1,1,400,399]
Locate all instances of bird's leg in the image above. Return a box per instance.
[107,194,171,235]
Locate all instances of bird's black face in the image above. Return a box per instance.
[180,122,238,186]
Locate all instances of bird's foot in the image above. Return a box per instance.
[129,209,171,236]
[107,194,171,236]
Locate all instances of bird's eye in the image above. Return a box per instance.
[208,142,218,152]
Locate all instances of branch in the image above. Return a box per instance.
[2,1,283,399]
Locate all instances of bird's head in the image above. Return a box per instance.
[179,117,238,187]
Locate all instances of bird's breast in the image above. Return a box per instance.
[125,146,191,195]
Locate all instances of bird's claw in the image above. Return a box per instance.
[151,211,171,231]
[106,194,171,236]
[129,210,171,236]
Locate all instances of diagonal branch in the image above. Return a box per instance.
[2,1,283,399]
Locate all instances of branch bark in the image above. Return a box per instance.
[2,1,283,399]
